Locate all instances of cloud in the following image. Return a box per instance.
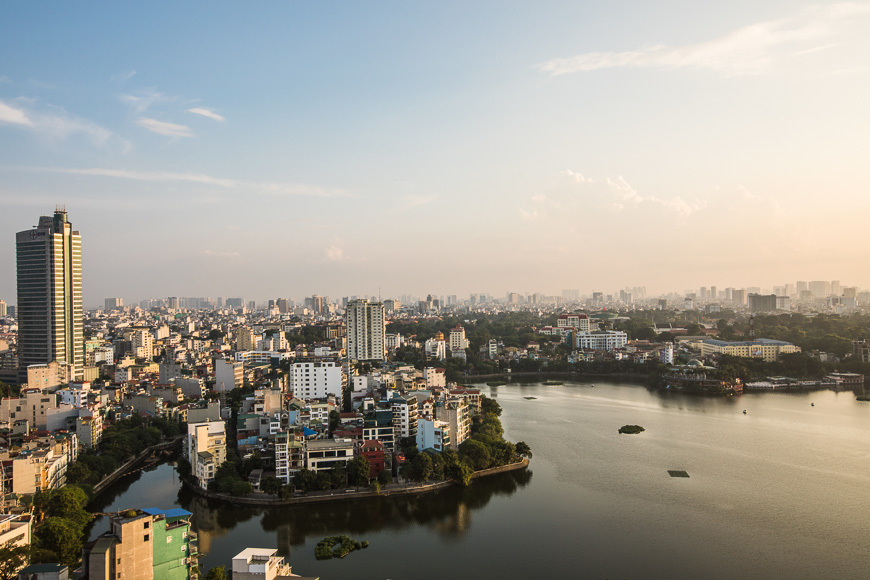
[0,98,116,145]
[36,166,236,187]
[187,107,225,122]
[17,165,351,198]
[136,118,193,137]
[538,3,870,76]
[523,170,704,223]
[325,244,346,261]
[0,100,33,126]
[112,70,137,82]
[120,89,175,113]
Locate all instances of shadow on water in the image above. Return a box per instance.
[178,468,532,554]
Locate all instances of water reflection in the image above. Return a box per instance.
[178,468,532,556]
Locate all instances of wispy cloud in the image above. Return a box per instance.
[136,118,193,137]
[0,98,116,145]
[539,3,870,76]
[187,107,225,122]
[120,89,175,113]
[35,167,235,187]
[112,70,137,83]
[16,166,351,198]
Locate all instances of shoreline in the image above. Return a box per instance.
[464,371,649,383]
[182,458,530,506]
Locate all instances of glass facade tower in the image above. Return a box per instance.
[16,207,83,382]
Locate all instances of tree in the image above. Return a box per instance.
[292,468,317,493]
[328,409,341,434]
[260,476,282,495]
[459,439,492,471]
[515,441,533,459]
[480,396,502,417]
[204,565,229,580]
[377,469,392,485]
[35,517,81,567]
[330,464,348,488]
[0,541,29,580]
[408,453,433,482]
[347,456,371,487]
[65,462,92,484]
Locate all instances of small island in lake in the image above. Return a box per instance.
[619,424,645,434]
[315,535,369,560]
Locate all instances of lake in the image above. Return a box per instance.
[88,381,870,579]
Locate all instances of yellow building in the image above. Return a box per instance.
[698,339,799,362]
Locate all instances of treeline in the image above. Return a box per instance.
[67,415,181,485]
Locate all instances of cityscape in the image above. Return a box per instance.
[3,2,870,580]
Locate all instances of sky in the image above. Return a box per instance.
[2,1,869,307]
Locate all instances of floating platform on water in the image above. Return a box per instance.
[668,470,690,478]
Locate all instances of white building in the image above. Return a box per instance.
[385,333,404,351]
[423,367,446,389]
[449,325,469,352]
[231,548,293,580]
[346,299,386,361]
[289,360,342,400]
[305,438,354,472]
[576,330,628,351]
[391,395,419,439]
[130,329,153,361]
[557,313,592,332]
[214,358,243,392]
[424,335,447,361]
[660,343,674,365]
[435,396,471,450]
[416,417,450,452]
[187,421,227,489]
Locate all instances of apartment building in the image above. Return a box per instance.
[187,421,227,489]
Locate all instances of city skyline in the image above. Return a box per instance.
[3,2,870,302]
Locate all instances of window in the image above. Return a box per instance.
[144,521,150,529]
[144,534,150,541]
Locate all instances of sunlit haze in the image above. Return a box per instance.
[2,1,870,307]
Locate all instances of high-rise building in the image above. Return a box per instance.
[104,297,123,311]
[748,293,777,313]
[346,299,385,361]
[16,208,83,383]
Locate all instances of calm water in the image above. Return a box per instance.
[89,382,870,579]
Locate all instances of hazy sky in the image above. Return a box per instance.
[2,1,869,307]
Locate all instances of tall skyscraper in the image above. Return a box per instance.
[16,207,83,383]
[346,298,385,361]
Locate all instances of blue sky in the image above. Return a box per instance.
[2,1,869,306]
